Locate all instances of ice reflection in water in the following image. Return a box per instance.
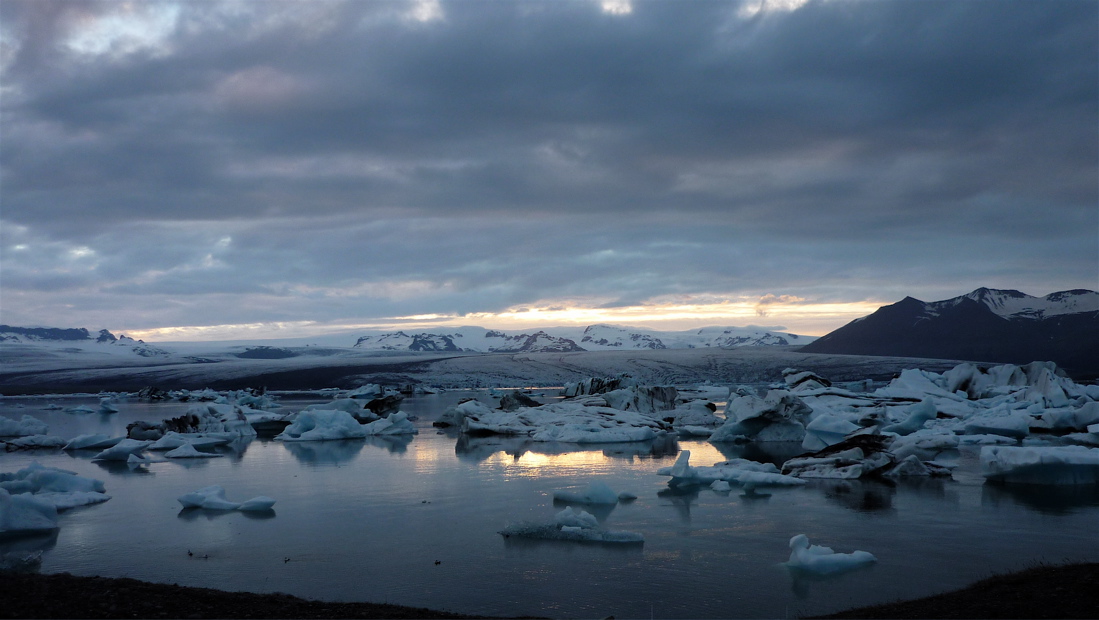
[0,391,1097,619]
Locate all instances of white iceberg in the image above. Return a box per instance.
[802,414,860,451]
[462,401,668,443]
[164,443,223,459]
[0,415,48,438]
[62,434,124,451]
[361,411,418,436]
[3,435,67,449]
[881,399,938,436]
[787,534,876,574]
[91,439,152,461]
[709,390,810,443]
[276,410,366,442]
[177,485,275,511]
[147,432,229,451]
[657,450,805,487]
[499,506,643,544]
[0,463,109,511]
[981,445,1099,485]
[0,488,58,536]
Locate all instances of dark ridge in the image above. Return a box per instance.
[810,562,1099,619]
[0,325,91,341]
[235,346,299,359]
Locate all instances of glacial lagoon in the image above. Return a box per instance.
[2,391,1098,619]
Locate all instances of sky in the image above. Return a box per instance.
[1,0,1096,342]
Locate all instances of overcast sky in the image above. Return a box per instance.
[1,0,1096,341]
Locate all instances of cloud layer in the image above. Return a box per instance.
[2,0,1095,338]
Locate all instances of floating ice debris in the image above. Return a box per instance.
[553,481,621,505]
[461,401,669,443]
[64,405,97,414]
[711,480,732,492]
[0,415,48,438]
[658,450,805,487]
[147,432,228,451]
[3,435,67,450]
[97,398,119,414]
[499,506,643,544]
[786,534,876,574]
[963,407,1033,439]
[62,434,124,451]
[347,383,383,399]
[178,485,275,511]
[164,443,223,459]
[981,445,1099,485]
[91,439,152,461]
[668,401,723,432]
[0,462,110,510]
[362,411,418,436]
[435,398,493,428]
[276,410,367,442]
[0,488,58,536]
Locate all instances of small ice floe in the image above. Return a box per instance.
[91,438,152,461]
[0,415,48,438]
[97,398,119,414]
[786,534,876,574]
[499,507,643,544]
[0,462,111,510]
[3,435,67,450]
[0,488,58,536]
[801,414,861,451]
[177,485,275,511]
[981,445,1099,485]
[362,411,418,436]
[275,410,367,441]
[41,404,63,411]
[553,481,625,505]
[64,405,98,414]
[667,401,724,433]
[435,398,492,428]
[710,480,732,492]
[62,434,124,451]
[164,443,223,459]
[147,432,229,451]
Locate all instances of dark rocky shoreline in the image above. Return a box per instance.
[2,563,1096,619]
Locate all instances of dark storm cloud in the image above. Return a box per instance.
[0,0,1095,333]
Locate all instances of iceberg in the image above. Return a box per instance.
[361,411,418,436]
[657,451,805,488]
[0,415,48,438]
[881,399,938,436]
[786,534,876,574]
[499,506,643,544]
[91,439,152,461]
[461,401,668,443]
[981,446,1099,485]
[709,390,811,443]
[276,410,366,442]
[177,485,275,511]
[0,463,110,510]
[164,443,223,459]
[62,434,124,451]
[802,414,860,451]
[0,488,58,536]
[3,435,67,450]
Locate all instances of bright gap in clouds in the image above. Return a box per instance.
[124,298,884,342]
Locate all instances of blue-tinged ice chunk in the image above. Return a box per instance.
[0,488,58,536]
[786,534,876,574]
[981,445,1099,485]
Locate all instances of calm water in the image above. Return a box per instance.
[2,392,1098,619]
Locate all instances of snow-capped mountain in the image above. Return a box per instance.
[801,288,1098,374]
[0,325,169,357]
[352,324,811,353]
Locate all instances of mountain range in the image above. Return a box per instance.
[352,324,810,353]
[800,288,1098,374]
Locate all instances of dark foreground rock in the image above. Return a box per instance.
[0,572,481,619]
[812,562,1099,619]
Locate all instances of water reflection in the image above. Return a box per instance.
[786,561,877,599]
[282,439,364,465]
[455,435,679,463]
[814,480,896,513]
[177,507,276,521]
[709,441,805,468]
[500,534,644,552]
[981,482,1099,514]
[0,530,58,557]
[366,435,414,454]
[658,485,701,524]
